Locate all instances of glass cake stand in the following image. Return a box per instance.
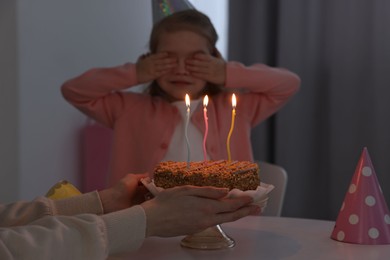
[180,224,235,250]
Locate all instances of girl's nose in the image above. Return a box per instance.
[174,58,189,75]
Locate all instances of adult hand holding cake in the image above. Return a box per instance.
[143,160,274,214]
[142,160,274,249]
[140,185,259,238]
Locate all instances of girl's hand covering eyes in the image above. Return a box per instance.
[186,53,226,85]
[136,52,177,84]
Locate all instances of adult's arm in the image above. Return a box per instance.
[0,205,146,260]
[0,192,103,227]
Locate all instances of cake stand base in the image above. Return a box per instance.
[180,224,235,250]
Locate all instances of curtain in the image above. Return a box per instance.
[228,0,390,220]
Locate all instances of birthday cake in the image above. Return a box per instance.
[153,160,260,191]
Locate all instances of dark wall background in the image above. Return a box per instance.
[228,0,390,220]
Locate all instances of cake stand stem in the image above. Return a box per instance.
[180,224,235,250]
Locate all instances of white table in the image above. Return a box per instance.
[122,216,390,259]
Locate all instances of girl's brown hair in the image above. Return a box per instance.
[145,10,223,101]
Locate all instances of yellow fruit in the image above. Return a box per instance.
[46,180,82,199]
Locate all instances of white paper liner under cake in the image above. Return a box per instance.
[140,177,274,214]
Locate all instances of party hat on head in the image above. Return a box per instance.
[331,147,390,244]
[152,0,195,23]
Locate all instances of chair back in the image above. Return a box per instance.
[257,161,288,216]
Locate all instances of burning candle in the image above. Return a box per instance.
[202,95,209,161]
[226,93,236,162]
[185,94,191,168]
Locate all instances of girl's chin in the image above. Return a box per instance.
[169,89,202,98]
[167,93,202,102]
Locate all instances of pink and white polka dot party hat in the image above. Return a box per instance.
[331,147,390,244]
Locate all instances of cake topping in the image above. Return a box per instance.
[153,160,260,191]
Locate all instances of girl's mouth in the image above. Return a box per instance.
[171,81,191,86]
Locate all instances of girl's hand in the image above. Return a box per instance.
[186,52,226,85]
[136,52,177,84]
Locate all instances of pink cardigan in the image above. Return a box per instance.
[62,62,300,185]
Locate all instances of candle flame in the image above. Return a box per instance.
[232,93,237,108]
[185,94,190,108]
[203,95,209,107]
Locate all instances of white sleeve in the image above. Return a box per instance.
[0,205,146,260]
[0,192,103,227]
